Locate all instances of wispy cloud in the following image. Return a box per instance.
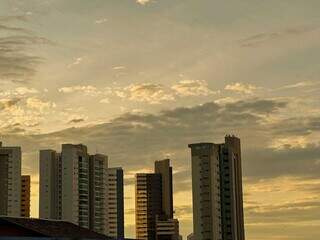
[95,18,108,24]
[0,16,52,83]
[225,82,258,94]
[136,0,151,5]
[67,57,83,68]
[172,80,217,97]
[239,25,319,48]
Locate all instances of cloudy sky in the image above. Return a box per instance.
[1,0,320,239]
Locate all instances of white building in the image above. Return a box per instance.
[39,144,124,237]
[0,142,21,217]
[39,149,61,219]
[89,154,108,234]
[106,167,124,239]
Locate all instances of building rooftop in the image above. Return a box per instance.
[0,217,111,239]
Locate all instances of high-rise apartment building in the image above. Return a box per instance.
[21,175,31,217]
[136,159,180,240]
[0,142,21,217]
[188,135,245,240]
[39,150,62,219]
[89,154,108,235]
[106,167,124,239]
[136,173,162,240]
[40,144,124,237]
[61,144,90,228]
[155,159,173,219]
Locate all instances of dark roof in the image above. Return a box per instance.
[0,217,111,239]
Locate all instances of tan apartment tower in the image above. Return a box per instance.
[136,173,162,240]
[136,159,180,240]
[0,142,21,217]
[188,135,245,240]
[21,175,31,217]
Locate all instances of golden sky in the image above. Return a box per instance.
[1,0,320,239]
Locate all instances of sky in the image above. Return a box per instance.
[1,0,320,239]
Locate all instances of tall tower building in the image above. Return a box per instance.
[136,159,181,240]
[89,154,108,235]
[40,144,124,237]
[61,144,90,228]
[0,142,21,217]
[106,167,124,239]
[155,159,173,219]
[188,135,245,240]
[21,175,31,218]
[135,173,162,240]
[39,150,62,220]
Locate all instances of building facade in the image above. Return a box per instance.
[89,154,108,235]
[39,150,62,220]
[21,175,31,217]
[154,159,173,219]
[136,173,162,240]
[40,144,124,237]
[106,167,124,239]
[188,135,245,240]
[136,159,180,240]
[0,142,21,217]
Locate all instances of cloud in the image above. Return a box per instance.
[225,82,258,94]
[172,80,217,97]
[0,87,39,97]
[58,85,101,96]
[239,25,319,48]
[95,18,108,24]
[125,83,175,104]
[68,118,85,124]
[136,0,151,5]
[0,98,21,110]
[99,98,110,104]
[26,97,56,112]
[277,81,320,90]
[67,57,83,68]
[0,18,52,83]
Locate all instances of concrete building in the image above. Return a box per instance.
[21,175,31,218]
[188,135,245,240]
[106,167,124,239]
[89,154,108,235]
[187,233,194,240]
[61,144,90,228]
[155,217,180,240]
[136,160,180,240]
[40,144,124,238]
[39,150,62,220]
[155,159,173,219]
[0,142,21,217]
[135,173,162,240]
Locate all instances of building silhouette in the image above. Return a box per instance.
[135,159,180,240]
[21,175,31,218]
[0,142,21,217]
[136,173,162,240]
[188,135,245,240]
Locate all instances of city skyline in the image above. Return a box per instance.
[1,1,320,240]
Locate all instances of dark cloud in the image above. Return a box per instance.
[67,118,85,124]
[0,98,21,110]
[1,98,287,176]
[0,16,52,83]
[239,25,319,48]
[224,99,287,114]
